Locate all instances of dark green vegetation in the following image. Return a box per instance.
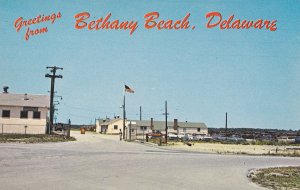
[220,140,300,146]
[209,128,299,139]
[250,167,300,190]
[0,134,76,143]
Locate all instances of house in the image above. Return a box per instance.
[0,90,50,134]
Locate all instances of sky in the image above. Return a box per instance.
[0,0,299,130]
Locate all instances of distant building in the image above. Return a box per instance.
[96,118,127,134]
[129,119,208,136]
[96,118,208,136]
[0,90,49,134]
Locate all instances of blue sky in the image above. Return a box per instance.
[0,0,299,129]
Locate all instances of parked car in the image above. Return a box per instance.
[177,133,185,139]
[193,134,205,141]
[53,123,63,131]
[212,135,226,141]
[226,136,245,142]
[202,136,212,141]
[182,134,194,141]
[168,133,178,140]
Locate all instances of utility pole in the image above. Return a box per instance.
[67,119,71,138]
[123,95,126,139]
[225,112,228,138]
[139,106,142,121]
[45,66,63,134]
[164,101,169,144]
[129,121,131,141]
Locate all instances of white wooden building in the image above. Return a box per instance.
[0,91,49,134]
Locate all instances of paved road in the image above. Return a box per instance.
[0,133,299,190]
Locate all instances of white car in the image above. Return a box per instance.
[193,135,204,141]
[177,134,185,139]
[183,134,194,141]
[168,133,178,140]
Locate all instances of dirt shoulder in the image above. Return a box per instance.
[163,142,300,156]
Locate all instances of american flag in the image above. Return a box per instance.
[125,85,134,93]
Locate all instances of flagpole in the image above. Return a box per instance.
[123,84,134,140]
[123,94,126,140]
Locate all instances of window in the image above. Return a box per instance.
[2,110,10,118]
[197,128,201,132]
[33,111,41,119]
[140,126,147,130]
[114,125,118,130]
[20,111,28,119]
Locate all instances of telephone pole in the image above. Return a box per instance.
[122,95,126,139]
[164,101,169,144]
[139,106,142,121]
[225,112,228,137]
[45,66,63,134]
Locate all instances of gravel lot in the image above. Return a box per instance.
[0,131,299,190]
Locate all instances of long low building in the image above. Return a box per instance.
[129,119,208,136]
[0,91,49,134]
[96,118,208,136]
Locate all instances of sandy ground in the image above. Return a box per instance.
[164,142,300,156]
[71,131,120,142]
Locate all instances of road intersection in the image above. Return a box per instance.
[0,132,299,190]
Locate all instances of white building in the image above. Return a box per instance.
[128,119,208,136]
[96,118,129,134]
[0,91,50,134]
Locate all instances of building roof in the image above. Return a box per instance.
[100,118,123,126]
[0,93,50,108]
[129,120,207,130]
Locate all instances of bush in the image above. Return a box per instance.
[0,134,76,143]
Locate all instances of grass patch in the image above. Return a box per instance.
[263,150,300,157]
[0,134,76,143]
[249,167,300,190]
